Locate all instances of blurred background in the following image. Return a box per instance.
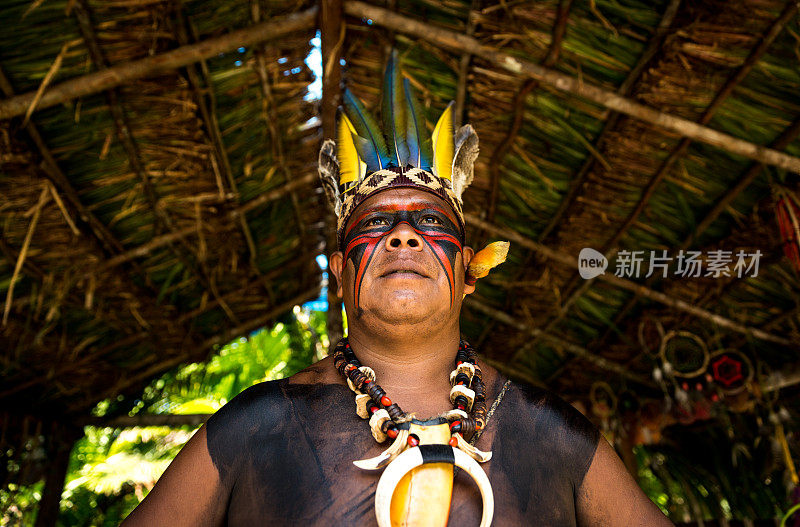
[1,0,799,525]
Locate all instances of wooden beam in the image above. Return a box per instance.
[0,66,200,352]
[599,0,798,256]
[588,115,800,358]
[464,213,793,347]
[0,7,318,120]
[505,0,799,360]
[171,4,260,264]
[95,173,317,274]
[453,0,481,126]
[0,68,125,257]
[486,0,572,223]
[476,0,681,349]
[466,297,655,388]
[73,0,240,326]
[763,362,800,393]
[537,0,681,243]
[248,0,312,284]
[321,0,344,347]
[81,413,210,428]
[344,2,800,174]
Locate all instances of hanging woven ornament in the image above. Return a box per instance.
[590,381,618,445]
[774,185,800,274]
[637,316,664,359]
[659,330,710,379]
[710,349,753,397]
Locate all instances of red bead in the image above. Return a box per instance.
[456,361,463,366]
[346,364,356,371]
[681,382,689,391]
[456,404,466,411]
[711,393,719,402]
[696,383,703,391]
[449,436,458,447]
[363,378,371,384]
[369,406,379,414]
[449,420,462,430]
[408,435,420,447]
[387,428,398,439]
[380,396,392,407]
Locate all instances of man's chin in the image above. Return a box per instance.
[357,291,440,324]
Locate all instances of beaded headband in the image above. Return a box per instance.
[317,51,479,250]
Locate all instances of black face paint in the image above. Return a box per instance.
[204,373,600,526]
[341,203,464,310]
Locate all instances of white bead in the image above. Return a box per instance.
[369,409,391,443]
[449,362,476,387]
[355,393,371,419]
[449,385,476,411]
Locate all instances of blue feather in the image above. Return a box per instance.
[403,78,432,171]
[382,51,409,168]
[342,89,390,171]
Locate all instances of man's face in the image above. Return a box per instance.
[330,188,475,327]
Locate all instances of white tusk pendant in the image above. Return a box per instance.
[452,432,492,463]
[375,445,494,527]
[353,429,409,471]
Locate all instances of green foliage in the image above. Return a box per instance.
[1,482,43,526]
[53,309,325,526]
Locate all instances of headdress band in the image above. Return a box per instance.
[317,51,479,250]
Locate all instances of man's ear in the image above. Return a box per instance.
[328,251,345,298]
[462,246,476,296]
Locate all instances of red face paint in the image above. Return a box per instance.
[341,202,464,311]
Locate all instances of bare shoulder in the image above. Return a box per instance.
[576,430,674,526]
[121,426,227,527]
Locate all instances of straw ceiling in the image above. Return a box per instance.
[1,0,799,437]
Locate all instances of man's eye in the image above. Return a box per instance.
[421,215,441,225]
[366,217,389,227]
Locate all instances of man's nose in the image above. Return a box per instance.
[385,222,424,251]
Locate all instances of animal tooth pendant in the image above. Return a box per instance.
[389,421,453,527]
[355,417,495,527]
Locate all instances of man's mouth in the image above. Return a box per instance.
[380,263,429,278]
[382,269,426,277]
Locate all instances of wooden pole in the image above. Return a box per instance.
[344,2,800,174]
[0,7,318,120]
[320,0,344,347]
[34,424,80,527]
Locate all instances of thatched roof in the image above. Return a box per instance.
[1,0,799,478]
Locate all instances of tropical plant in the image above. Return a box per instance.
[54,308,326,526]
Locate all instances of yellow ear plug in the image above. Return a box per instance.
[466,241,510,286]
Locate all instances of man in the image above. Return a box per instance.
[123,56,673,526]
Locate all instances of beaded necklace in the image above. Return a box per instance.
[333,337,487,443]
[332,337,496,527]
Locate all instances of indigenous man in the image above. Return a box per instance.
[123,56,673,526]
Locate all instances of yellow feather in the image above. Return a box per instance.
[431,102,454,181]
[337,113,366,185]
[466,241,510,285]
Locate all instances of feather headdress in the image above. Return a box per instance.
[318,51,508,282]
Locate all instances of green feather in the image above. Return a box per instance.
[382,50,409,168]
[342,89,389,171]
[403,78,432,171]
